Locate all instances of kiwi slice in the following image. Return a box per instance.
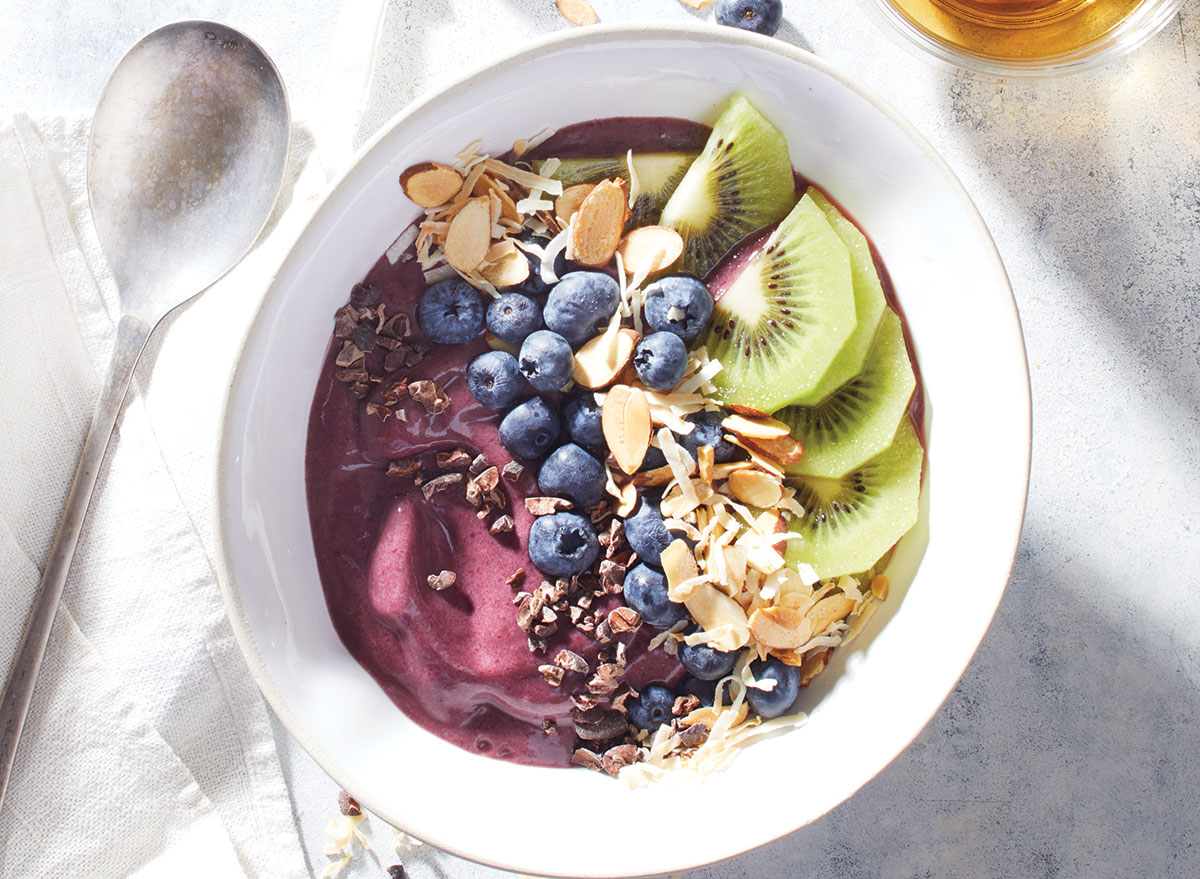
[785,417,923,580]
[702,192,856,413]
[777,308,916,479]
[533,152,698,228]
[788,188,887,407]
[657,96,796,278]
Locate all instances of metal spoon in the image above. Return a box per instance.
[0,20,289,809]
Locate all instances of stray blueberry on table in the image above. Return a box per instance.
[626,684,676,732]
[745,657,800,718]
[498,397,560,460]
[634,331,688,391]
[527,511,600,577]
[467,350,522,408]
[679,410,739,463]
[416,277,485,344]
[563,389,605,449]
[487,292,543,344]
[714,0,784,37]
[543,271,621,345]
[623,491,677,567]
[642,276,713,343]
[622,563,688,629]
[519,329,575,392]
[680,641,739,681]
[538,443,607,507]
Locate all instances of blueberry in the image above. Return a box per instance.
[487,293,543,345]
[745,658,800,719]
[622,563,688,629]
[498,397,560,459]
[633,332,688,392]
[714,0,784,36]
[416,277,485,344]
[679,642,739,681]
[527,511,600,577]
[563,390,604,449]
[518,330,574,392]
[682,676,734,707]
[626,684,676,732]
[642,276,713,344]
[538,443,606,507]
[622,491,676,567]
[544,272,620,346]
[679,410,739,463]
[466,350,522,408]
[639,445,667,472]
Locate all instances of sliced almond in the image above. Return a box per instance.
[616,481,638,517]
[841,600,878,647]
[684,585,750,650]
[573,328,639,389]
[617,225,684,277]
[748,606,813,650]
[443,197,492,272]
[480,240,530,286]
[711,461,754,480]
[727,469,784,508]
[661,538,700,602]
[399,162,464,208]
[870,574,890,601]
[726,403,771,418]
[697,444,715,484]
[601,384,651,474]
[631,464,678,487]
[805,595,857,635]
[739,434,804,467]
[569,178,629,267]
[556,183,595,224]
[556,0,598,25]
[722,412,792,440]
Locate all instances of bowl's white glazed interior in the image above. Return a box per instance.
[216,23,1029,878]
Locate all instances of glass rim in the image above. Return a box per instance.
[860,0,1184,77]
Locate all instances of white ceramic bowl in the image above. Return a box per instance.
[215,23,1030,878]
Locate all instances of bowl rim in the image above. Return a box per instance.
[213,20,1032,876]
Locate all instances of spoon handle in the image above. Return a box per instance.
[0,313,153,811]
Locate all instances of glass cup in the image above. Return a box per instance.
[862,0,1184,76]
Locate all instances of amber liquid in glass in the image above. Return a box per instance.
[885,0,1147,61]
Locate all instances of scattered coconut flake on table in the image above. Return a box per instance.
[321,812,369,878]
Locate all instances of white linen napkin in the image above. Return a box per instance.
[0,5,385,875]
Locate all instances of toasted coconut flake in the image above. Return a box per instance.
[661,538,701,602]
[557,0,598,25]
[482,157,563,195]
[678,0,714,7]
[685,584,750,651]
[631,464,677,487]
[841,599,878,647]
[386,225,420,265]
[676,354,723,394]
[540,224,571,283]
[569,178,630,267]
[617,225,684,277]
[871,574,890,601]
[697,444,715,484]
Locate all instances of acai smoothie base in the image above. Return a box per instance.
[305,95,925,783]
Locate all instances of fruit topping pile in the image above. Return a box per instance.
[383,94,923,779]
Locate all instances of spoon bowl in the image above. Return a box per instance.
[0,20,289,810]
[88,20,289,316]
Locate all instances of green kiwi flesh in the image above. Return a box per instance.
[532,152,698,228]
[657,96,796,278]
[777,308,916,479]
[789,188,888,406]
[785,417,923,580]
[703,192,856,413]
